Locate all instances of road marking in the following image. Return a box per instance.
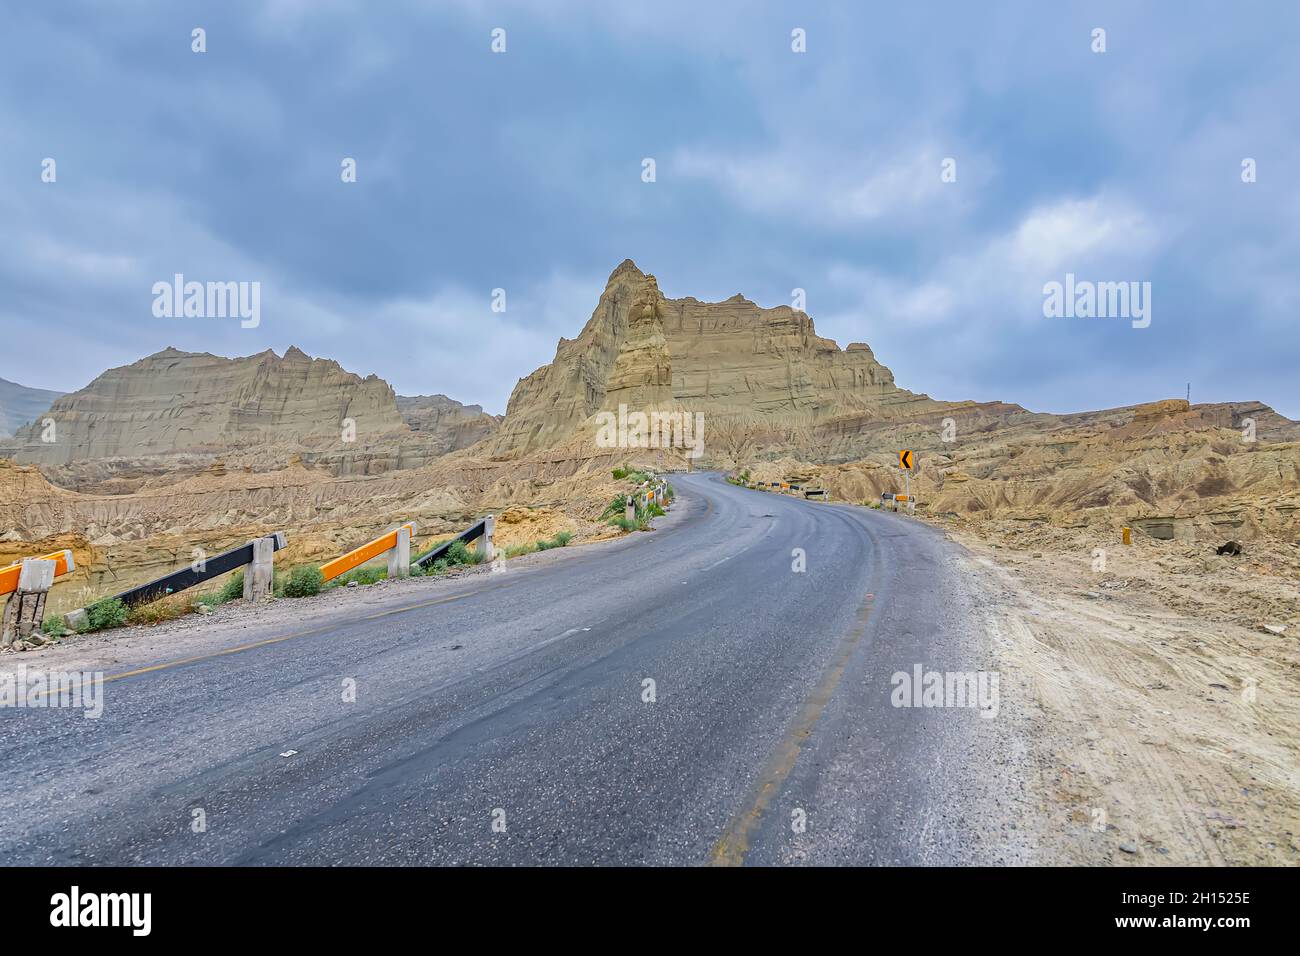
[61,585,496,692]
[708,592,875,867]
[700,553,739,572]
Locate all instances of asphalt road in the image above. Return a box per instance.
[0,473,1030,865]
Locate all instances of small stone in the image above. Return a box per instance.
[1085,591,1102,600]
[1119,842,1139,854]
[347,580,359,588]
[1262,623,1286,635]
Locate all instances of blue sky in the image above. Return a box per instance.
[2,0,1297,416]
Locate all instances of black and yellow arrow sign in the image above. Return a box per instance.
[899,449,914,470]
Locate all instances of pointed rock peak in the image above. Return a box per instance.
[146,346,194,360]
[282,345,312,361]
[607,258,645,283]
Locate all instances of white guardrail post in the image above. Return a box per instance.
[2,558,56,649]
[243,535,278,601]
[387,525,412,579]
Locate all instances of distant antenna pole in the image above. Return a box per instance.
[1186,382,1190,403]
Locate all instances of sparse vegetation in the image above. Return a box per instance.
[126,594,191,626]
[599,494,629,520]
[536,530,573,550]
[217,571,245,602]
[281,564,324,598]
[83,597,129,632]
[445,538,485,566]
[41,614,67,636]
[327,564,386,588]
[504,529,574,559]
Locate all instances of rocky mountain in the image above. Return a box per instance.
[489,259,1032,459]
[4,347,406,466]
[396,394,501,455]
[0,377,64,438]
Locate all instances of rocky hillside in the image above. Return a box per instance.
[489,259,1032,459]
[0,376,63,437]
[0,348,504,488]
[5,347,404,465]
[396,394,501,455]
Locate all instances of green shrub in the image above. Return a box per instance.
[41,615,67,636]
[535,530,573,551]
[282,564,324,598]
[85,597,129,632]
[599,494,629,520]
[329,565,386,588]
[445,539,485,566]
[607,516,638,532]
[127,595,190,626]
[646,503,666,518]
[218,572,244,600]
[612,466,629,480]
[411,537,451,565]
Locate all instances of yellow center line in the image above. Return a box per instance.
[708,596,874,867]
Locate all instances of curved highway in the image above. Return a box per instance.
[0,473,1030,865]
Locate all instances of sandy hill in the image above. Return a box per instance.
[1,347,499,491]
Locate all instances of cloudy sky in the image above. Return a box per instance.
[2,0,1296,416]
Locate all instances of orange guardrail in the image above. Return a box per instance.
[0,550,75,596]
[319,523,416,583]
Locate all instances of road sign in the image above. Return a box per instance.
[894,494,910,502]
[899,449,914,470]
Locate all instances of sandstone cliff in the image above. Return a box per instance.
[488,259,1027,460]
[396,394,501,455]
[6,347,406,465]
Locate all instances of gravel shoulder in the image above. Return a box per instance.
[946,523,1300,866]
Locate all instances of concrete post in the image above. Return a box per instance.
[387,525,411,579]
[625,498,635,521]
[2,558,55,648]
[479,515,496,563]
[243,536,275,602]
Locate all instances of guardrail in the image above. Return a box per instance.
[60,533,288,630]
[0,549,74,596]
[17,513,499,638]
[2,555,69,648]
[110,533,289,607]
[322,522,417,582]
[412,517,493,569]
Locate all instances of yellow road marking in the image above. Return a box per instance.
[708,597,873,866]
